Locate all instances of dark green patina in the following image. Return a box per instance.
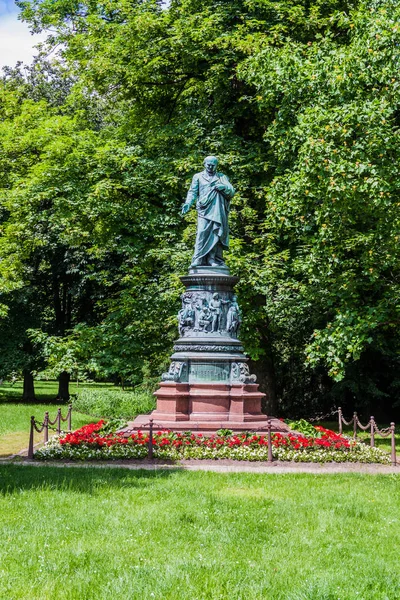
[161,157,258,385]
[182,156,235,268]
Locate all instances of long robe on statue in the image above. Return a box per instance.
[185,170,235,264]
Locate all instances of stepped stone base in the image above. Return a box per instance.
[130,265,290,435]
[131,382,290,433]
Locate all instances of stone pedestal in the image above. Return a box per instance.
[133,265,288,433]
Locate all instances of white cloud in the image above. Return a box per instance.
[0,15,46,69]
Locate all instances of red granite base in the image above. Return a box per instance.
[131,381,290,433]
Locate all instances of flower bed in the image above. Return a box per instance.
[34,421,391,463]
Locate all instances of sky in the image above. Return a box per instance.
[0,0,46,69]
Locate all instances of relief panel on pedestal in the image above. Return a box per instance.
[178,291,241,338]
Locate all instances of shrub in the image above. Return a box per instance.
[287,419,322,438]
[73,387,155,419]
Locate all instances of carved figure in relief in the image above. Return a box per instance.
[182,291,201,304]
[226,295,241,336]
[209,293,227,332]
[178,302,195,336]
[197,302,213,332]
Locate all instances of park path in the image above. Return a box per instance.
[1,458,399,474]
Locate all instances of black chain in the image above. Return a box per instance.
[60,407,72,422]
[307,408,338,423]
[34,419,63,434]
[33,420,46,434]
[33,406,72,435]
[355,416,371,431]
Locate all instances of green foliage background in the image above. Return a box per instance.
[73,387,155,419]
[0,0,399,417]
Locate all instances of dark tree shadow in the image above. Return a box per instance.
[0,463,181,495]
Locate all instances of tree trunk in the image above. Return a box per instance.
[22,369,36,402]
[248,355,278,416]
[58,371,70,401]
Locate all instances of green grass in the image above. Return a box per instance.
[0,404,92,439]
[0,380,114,404]
[0,381,114,456]
[0,404,94,457]
[0,467,399,599]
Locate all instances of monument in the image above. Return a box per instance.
[134,156,287,432]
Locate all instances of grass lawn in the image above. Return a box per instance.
[0,467,399,599]
[0,405,93,457]
[0,380,113,403]
[0,381,105,457]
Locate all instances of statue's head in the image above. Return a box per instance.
[213,293,219,299]
[204,155,218,175]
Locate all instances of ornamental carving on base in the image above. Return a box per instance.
[231,362,257,384]
[173,344,244,353]
[162,361,188,382]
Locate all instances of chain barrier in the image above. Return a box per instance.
[60,409,71,423]
[28,406,397,466]
[341,415,355,427]
[33,420,46,434]
[308,408,339,423]
[28,405,73,459]
[37,421,64,433]
[338,408,396,465]
[355,416,371,431]
[373,421,391,437]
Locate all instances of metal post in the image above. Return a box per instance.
[148,418,154,459]
[370,417,375,448]
[353,412,357,439]
[391,422,396,466]
[68,404,72,431]
[267,419,273,463]
[44,412,49,444]
[28,416,35,459]
[57,408,61,434]
[338,407,342,435]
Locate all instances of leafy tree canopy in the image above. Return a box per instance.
[0,0,399,416]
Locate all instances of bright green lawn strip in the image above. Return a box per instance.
[0,380,114,403]
[0,404,92,438]
[0,467,399,600]
[0,381,115,456]
[0,405,93,457]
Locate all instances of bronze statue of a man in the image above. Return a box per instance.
[182,156,235,267]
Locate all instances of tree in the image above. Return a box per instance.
[0,85,108,397]
[2,0,397,417]
[240,0,400,415]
